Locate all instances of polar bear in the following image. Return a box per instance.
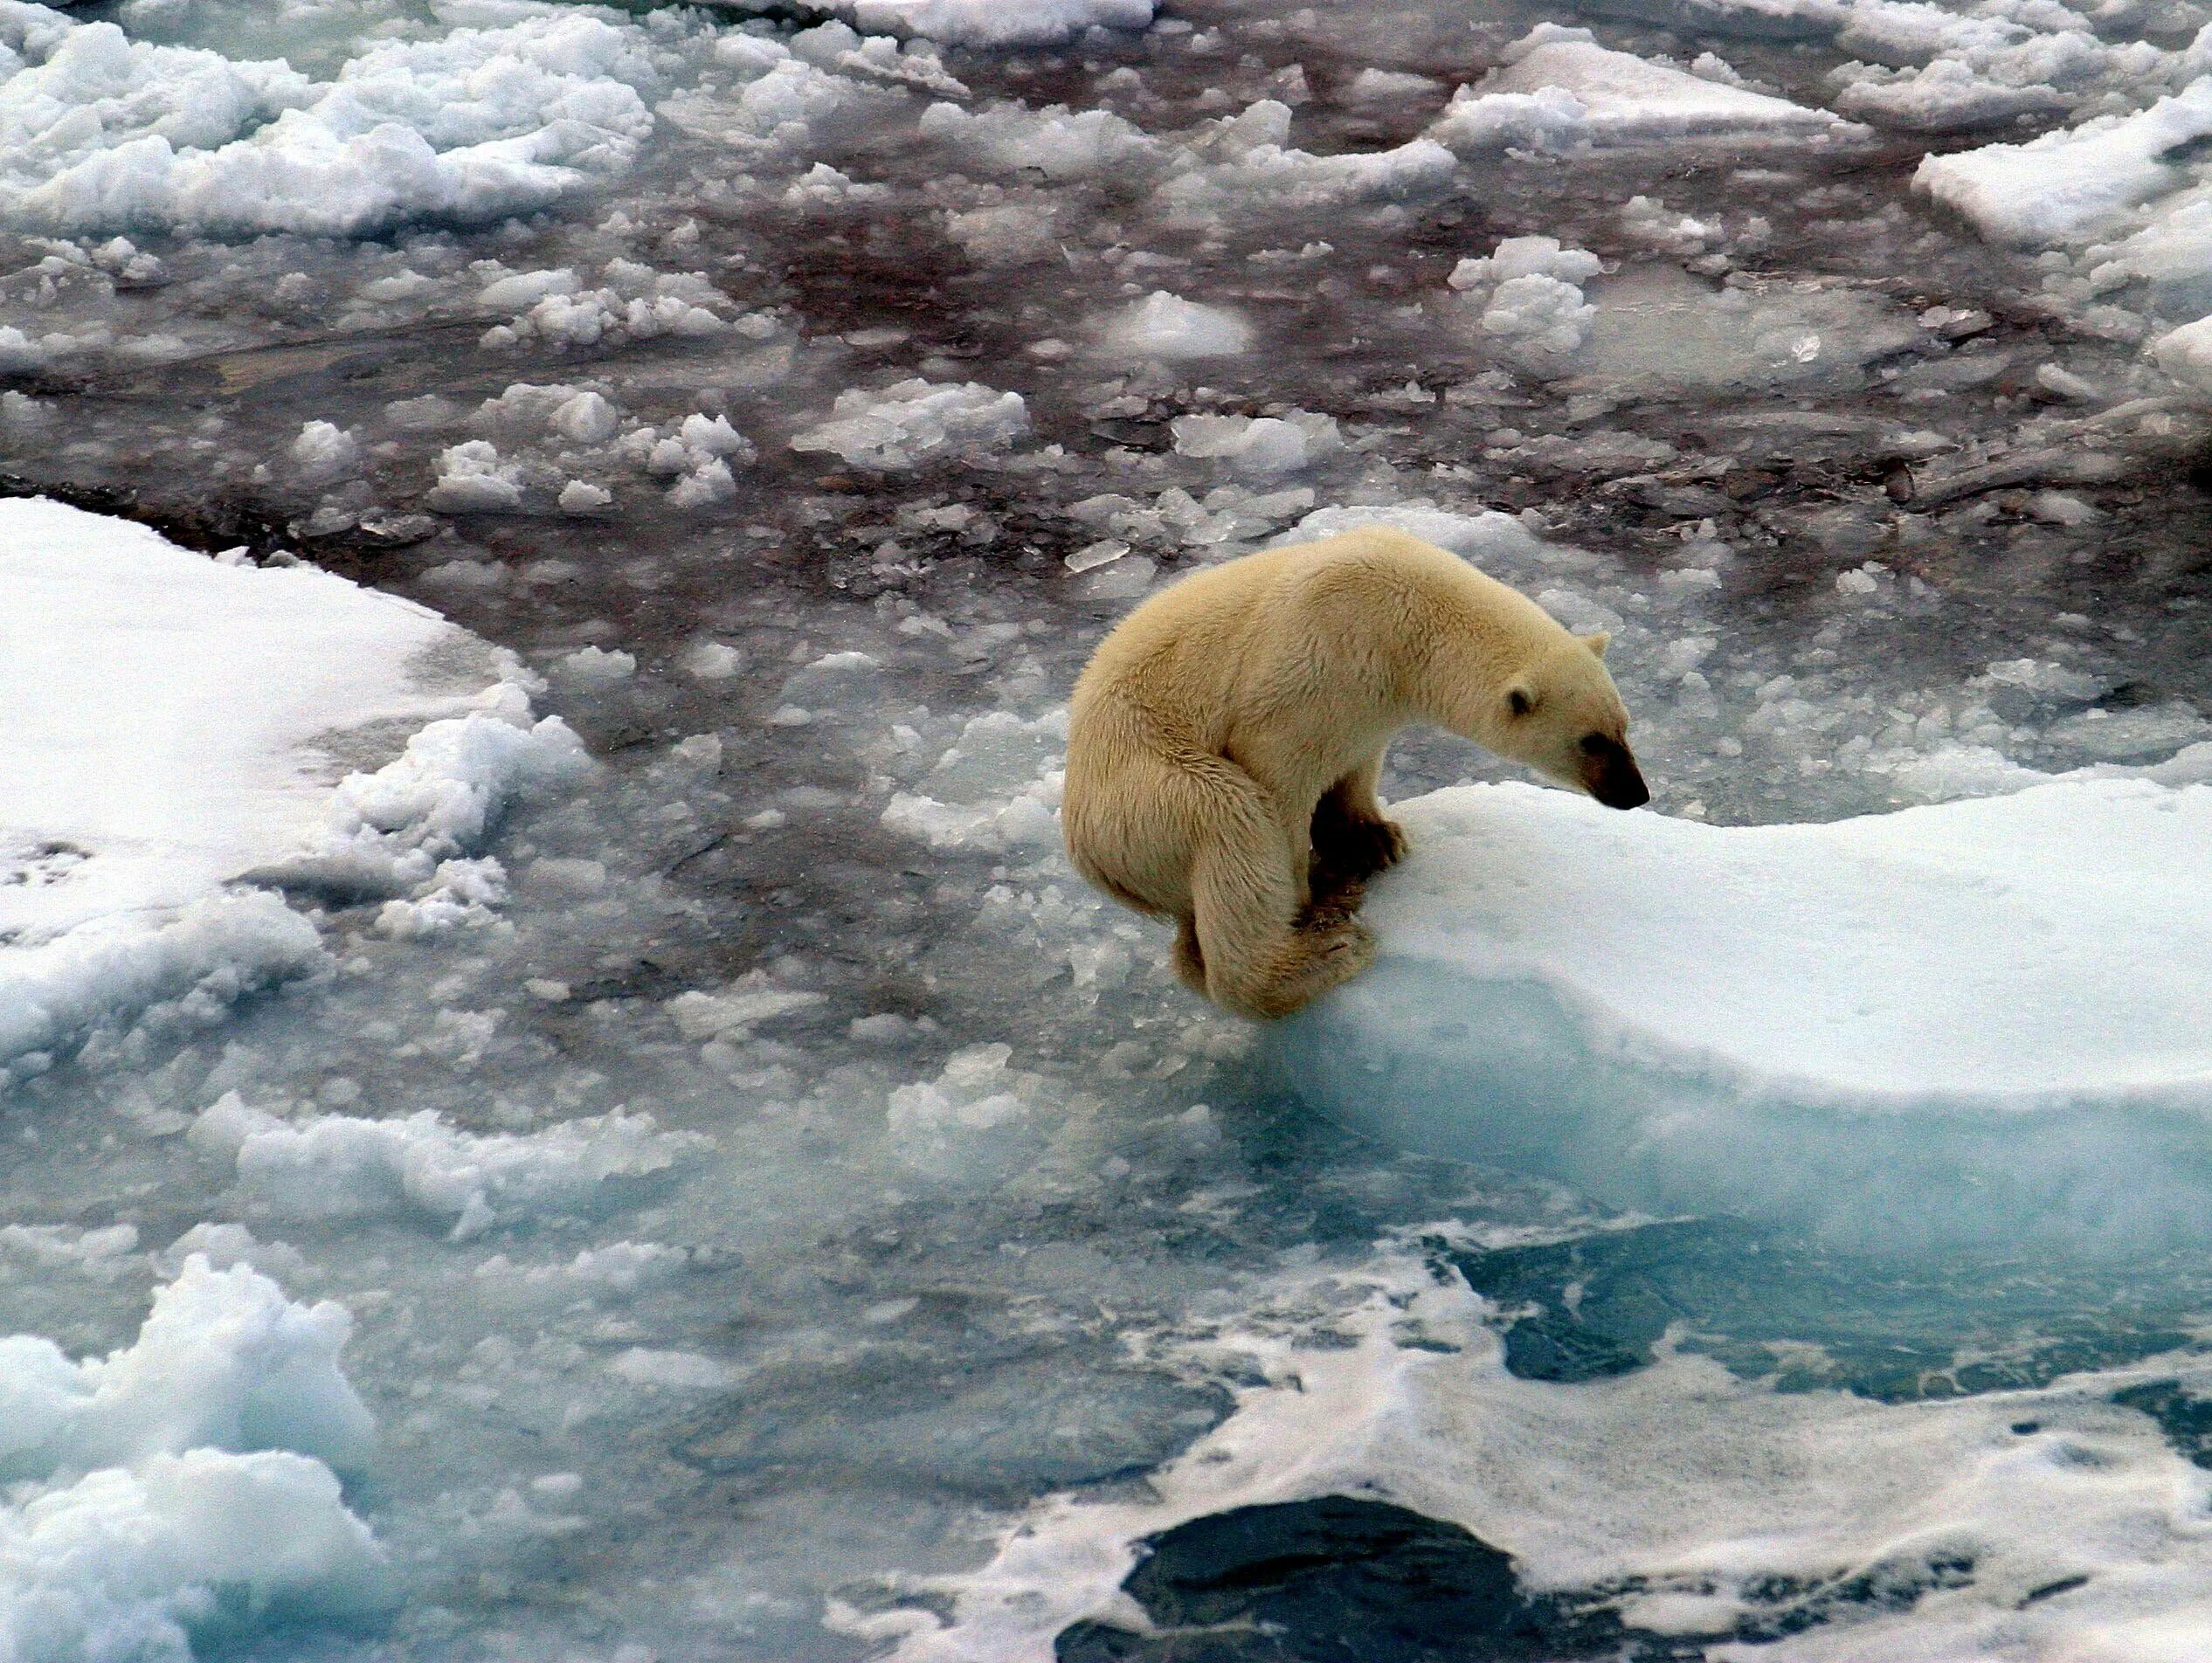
[1063,525,1648,1019]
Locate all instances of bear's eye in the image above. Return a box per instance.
[1507,689,1534,717]
[1579,733,1612,757]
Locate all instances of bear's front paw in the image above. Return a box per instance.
[1313,817,1407,896]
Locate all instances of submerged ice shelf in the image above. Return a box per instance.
[1276,777,2212,1255]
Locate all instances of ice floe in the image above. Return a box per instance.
[190,1094,710,1240]
[0,7,673,238]
[0,498,580,1079]
[1916,79,2212,246]
[790,377,1029,471]
[832,0,1155,46]
[1434,27,1865,152]
[1,1256,390,1662]
[1278,776,2212,1254]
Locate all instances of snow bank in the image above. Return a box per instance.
[1914,79,2212,245]
[0,497,577,1074]
[0,8,667,238]
[2,1256,390,1660]
[190,1094,712,1240]
[791,378,1028,470]
[1275,776,2212,1255]
[1434,28,1863,151]
[893,1246,2212,1663]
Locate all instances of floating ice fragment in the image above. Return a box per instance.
[608,1348,738,1390]
[2152,315,2212,395]
[791,379,1029,471]
[1099,291,1252,361]
[888,1042,1037,1136]
[1915,80,2212,246]
[0,1223,139,1282]
[683,641,746,680]
[425,440,524,513]
[559,646,637,686]
[1065,539,1129,573]
[190,1094,709,1240]
[0,1254,392,1654]
[841,0,1156,45]
[1170,411,1341,475]
[476,1240,689,1298]
[0,11,666,238]
[667,975,827,1041]
[1434,29,1863,152]
[288,420,360,483]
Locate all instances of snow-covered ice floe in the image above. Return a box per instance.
[1914,79,2212,247]
[1275,777,2212,1256]
[824,0,1155,47]
[1,1255,391,1660]
[0,497,584,1081]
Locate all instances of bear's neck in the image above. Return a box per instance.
[1395,568,1536,741]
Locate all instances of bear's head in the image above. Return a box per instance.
[1484,632,1649,810]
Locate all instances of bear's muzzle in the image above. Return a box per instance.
[1583,738,1650,810]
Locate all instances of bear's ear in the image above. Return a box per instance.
[1580,630,1611,659]
[1506,683,1537,717]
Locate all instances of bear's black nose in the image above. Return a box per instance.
[1582,738,1650,810]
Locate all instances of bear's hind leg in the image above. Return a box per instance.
[1189,794,1375,1020]
[1310,754,1407,901]
[1171,915,1207,997]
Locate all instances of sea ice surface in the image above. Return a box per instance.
[1277,777,2212,1253]
[3,0,2212,1656]
[1915,79,2212,246]
[0,497,576,1077]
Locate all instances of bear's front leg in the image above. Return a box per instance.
[1190,818,1376,1020]
[1309,759,1407,901]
